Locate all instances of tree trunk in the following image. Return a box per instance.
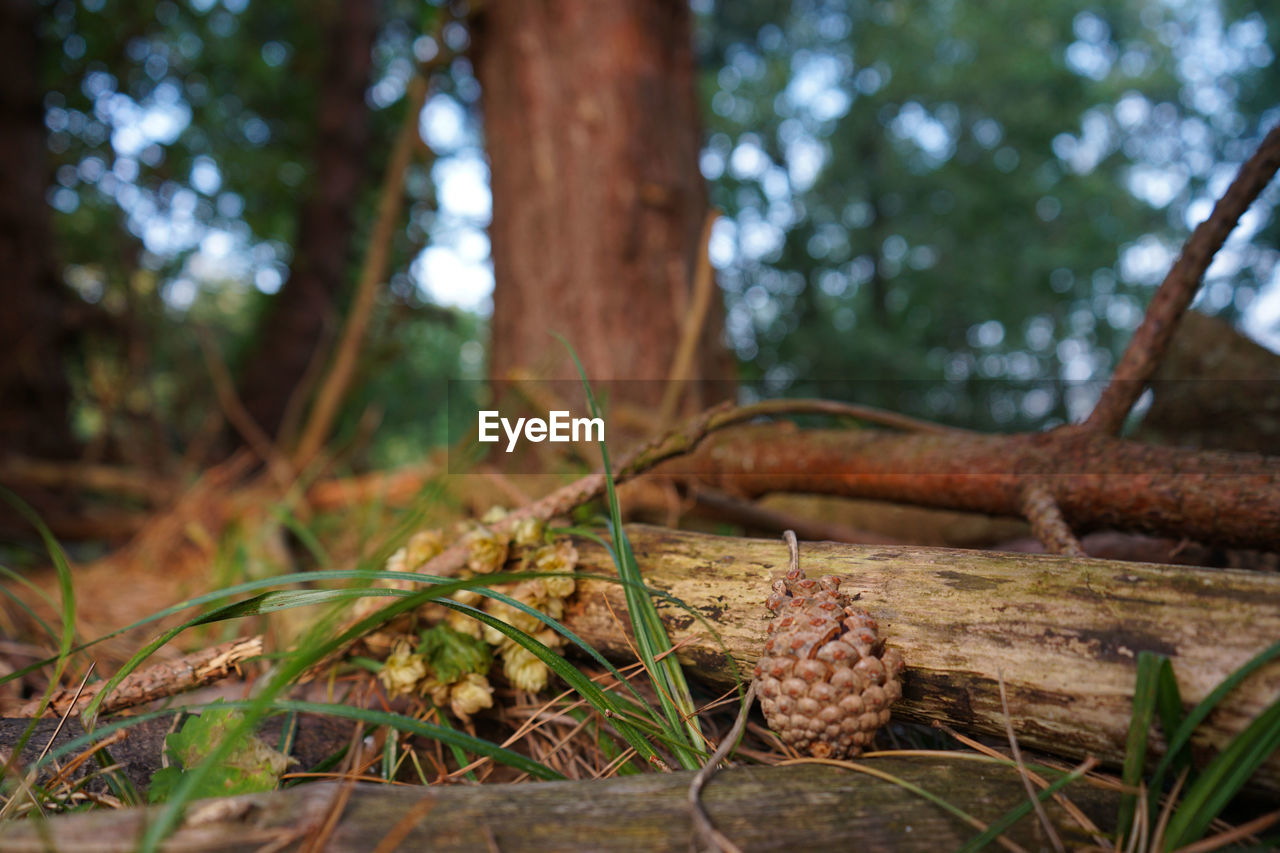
[560,525,1280,791]
[0,763,1119,852]
[474,0,729,408]
[235,0,377,444]
[0,0,77,460]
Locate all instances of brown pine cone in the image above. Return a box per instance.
[755,531,905,759]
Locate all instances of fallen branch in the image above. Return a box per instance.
[561,525,1280,791]
[413,399,959,580]
[666,424,1280,550]
[16,636,263,718]
[0,762,1120,852]
[678,484,902,545]
[1019,482,1084,557]
[1087,122,1280,434]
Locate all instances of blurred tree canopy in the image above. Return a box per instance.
[701,0,1279,427]
[20,0,1280,467]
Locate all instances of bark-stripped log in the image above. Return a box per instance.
[661,424,1280,550]
[561,526,1280,790]
[0,763,1118,852]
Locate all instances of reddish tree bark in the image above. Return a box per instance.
[474,0,729,406]
[0,0,77,460]
[668,424,1280,551]
[236,0,377,443]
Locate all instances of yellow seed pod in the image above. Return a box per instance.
[503,644,549,692]
[464,526,509,575]
[449,672,495,719]
[379,639,427,698]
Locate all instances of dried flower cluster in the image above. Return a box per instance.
[755,532,905,759]
[371,509,579,718]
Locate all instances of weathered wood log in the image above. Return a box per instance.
[662,424,1280,550]
[0,713,350,795]
[561,526,1280,789]
[0,760,1118,852]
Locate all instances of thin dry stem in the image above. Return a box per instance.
[688,680,755,853]
[1149,766,1190,852]
[999,667,1066,853]
[780,757,1030,853]
[929,722,1107,845]
[657,209,720,430]
[1174,808,1280,853]
[196,327,293,487]
[292,20,456,469]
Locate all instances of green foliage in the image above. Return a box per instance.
[417,622,492,682]
[558,336,707,770]
[35,0,1280,460]
[698,0,1279,428]
[1117,644,1280,851]
[148,703,289,803]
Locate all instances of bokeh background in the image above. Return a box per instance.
[9,0,1280,474]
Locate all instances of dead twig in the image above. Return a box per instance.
[292,25,456,470]
[1020,482,1085,557]
[196,327,294,488]
[657,209,720,430]
[998,668,1065,853]
[1087,122,1280,434]
[688,680,755,853]
[0,664,94,821]
[18,636,262,718]
[421,399,957,578]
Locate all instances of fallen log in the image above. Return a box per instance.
[561,526,1280,790]
[0,761,1119,852]
[661,424,1280,550]
[0,713,351,795]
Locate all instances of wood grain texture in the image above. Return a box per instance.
[561,526,1280,789]
[0,761,1118,852]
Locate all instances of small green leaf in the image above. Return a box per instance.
[148,703,288,802]
[418,623,492,683]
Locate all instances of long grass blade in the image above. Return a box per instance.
[1118,651,1162,840]
[556,334,705,769]
[1146,639,1280,829]
[1161,696,1280,850]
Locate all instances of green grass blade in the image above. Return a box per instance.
[555,334,705,769]
[273,700,561,780]
[0,488,79,784]
[32,698,559,784]
[1147,639,1280,820]
[1161,696,1280,850]
[1118,651,1163,840]
[1153,656,1189,777]
[137,581,461,851]
[0,564,61,645]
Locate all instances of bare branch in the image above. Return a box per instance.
[1087,122,1280,434]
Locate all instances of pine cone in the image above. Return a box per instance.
[755,532,904,759]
